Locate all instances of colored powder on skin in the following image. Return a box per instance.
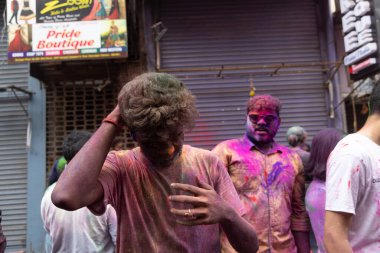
[167,146,175,156]
[348,180,351,189]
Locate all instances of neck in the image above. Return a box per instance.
[358,114,380,145]
[249,137,274,154]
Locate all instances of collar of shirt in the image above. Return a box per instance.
[242,134,283,155]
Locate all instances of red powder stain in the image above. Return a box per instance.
[348,180,351,189]
[352,165,360,174]
[249,195,258,203]
[244,175,249,183]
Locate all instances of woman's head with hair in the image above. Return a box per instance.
[118,72,199,167]
[305,128,344,181]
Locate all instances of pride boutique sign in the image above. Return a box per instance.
[7,0,128,63]
[340,0,380,80]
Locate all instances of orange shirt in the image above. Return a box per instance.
[213,135,309,253]
[96,145,245,253]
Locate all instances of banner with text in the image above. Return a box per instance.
[7,0,128,63]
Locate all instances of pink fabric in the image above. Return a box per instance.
[213,135,309,253]
[97,145,244,253]
[305,180,326,253]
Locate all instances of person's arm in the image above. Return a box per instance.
[169,178,258,253]
[291,160,310,253]
[51,106,122,210]
[324,211,353,253]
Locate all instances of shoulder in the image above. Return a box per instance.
[213,138,242,148]
[104,149,136,166]
[212,137,247,154]
[184,145,219,160]
[330,134,368,161]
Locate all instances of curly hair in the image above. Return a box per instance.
[246,95,282,116]
[118,73,199,140]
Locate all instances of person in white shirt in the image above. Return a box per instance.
[41,130,117,253]
[324,83,380,253]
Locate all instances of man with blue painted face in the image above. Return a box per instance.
[213,95,310,253]
[51,72,258,253]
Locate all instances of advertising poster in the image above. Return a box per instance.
[7,0,128,63]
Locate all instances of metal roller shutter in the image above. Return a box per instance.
[0,0,30,250]
[45,80,135,171]
[158,0,328,150]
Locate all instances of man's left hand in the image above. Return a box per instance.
[169,177,232,225]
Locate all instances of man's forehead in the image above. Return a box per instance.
[248,108,278,115]
[139,128,183,140]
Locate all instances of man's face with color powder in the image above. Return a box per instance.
[137,128,184,168]
[246,108,280,145]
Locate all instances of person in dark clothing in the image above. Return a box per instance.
[9,0,19,24]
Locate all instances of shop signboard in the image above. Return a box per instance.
[7,0,128,63]
[340,0,380,80]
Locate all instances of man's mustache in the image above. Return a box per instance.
[255,127,268,132]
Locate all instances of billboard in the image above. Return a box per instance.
[7,0,128,63]
[339,0,380,80]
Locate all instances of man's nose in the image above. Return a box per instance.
[257,117,267,125]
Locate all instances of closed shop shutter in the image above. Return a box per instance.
[0,0,30,251]
[45,80,135,171]
[158,0,328,150]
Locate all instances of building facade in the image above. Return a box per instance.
[0,0,349,252]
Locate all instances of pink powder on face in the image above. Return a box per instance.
[348,180,351,189]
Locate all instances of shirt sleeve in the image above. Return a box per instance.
[105,204,118,246]
[40,184,55,233]
[325,153,364,214]
[88,151,123,215]
[291,155,310,232]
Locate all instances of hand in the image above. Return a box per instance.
[105,105,124,128]
[169,177,233,226]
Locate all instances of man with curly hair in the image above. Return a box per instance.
[52,72,258,253]
[213,95,310,253]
